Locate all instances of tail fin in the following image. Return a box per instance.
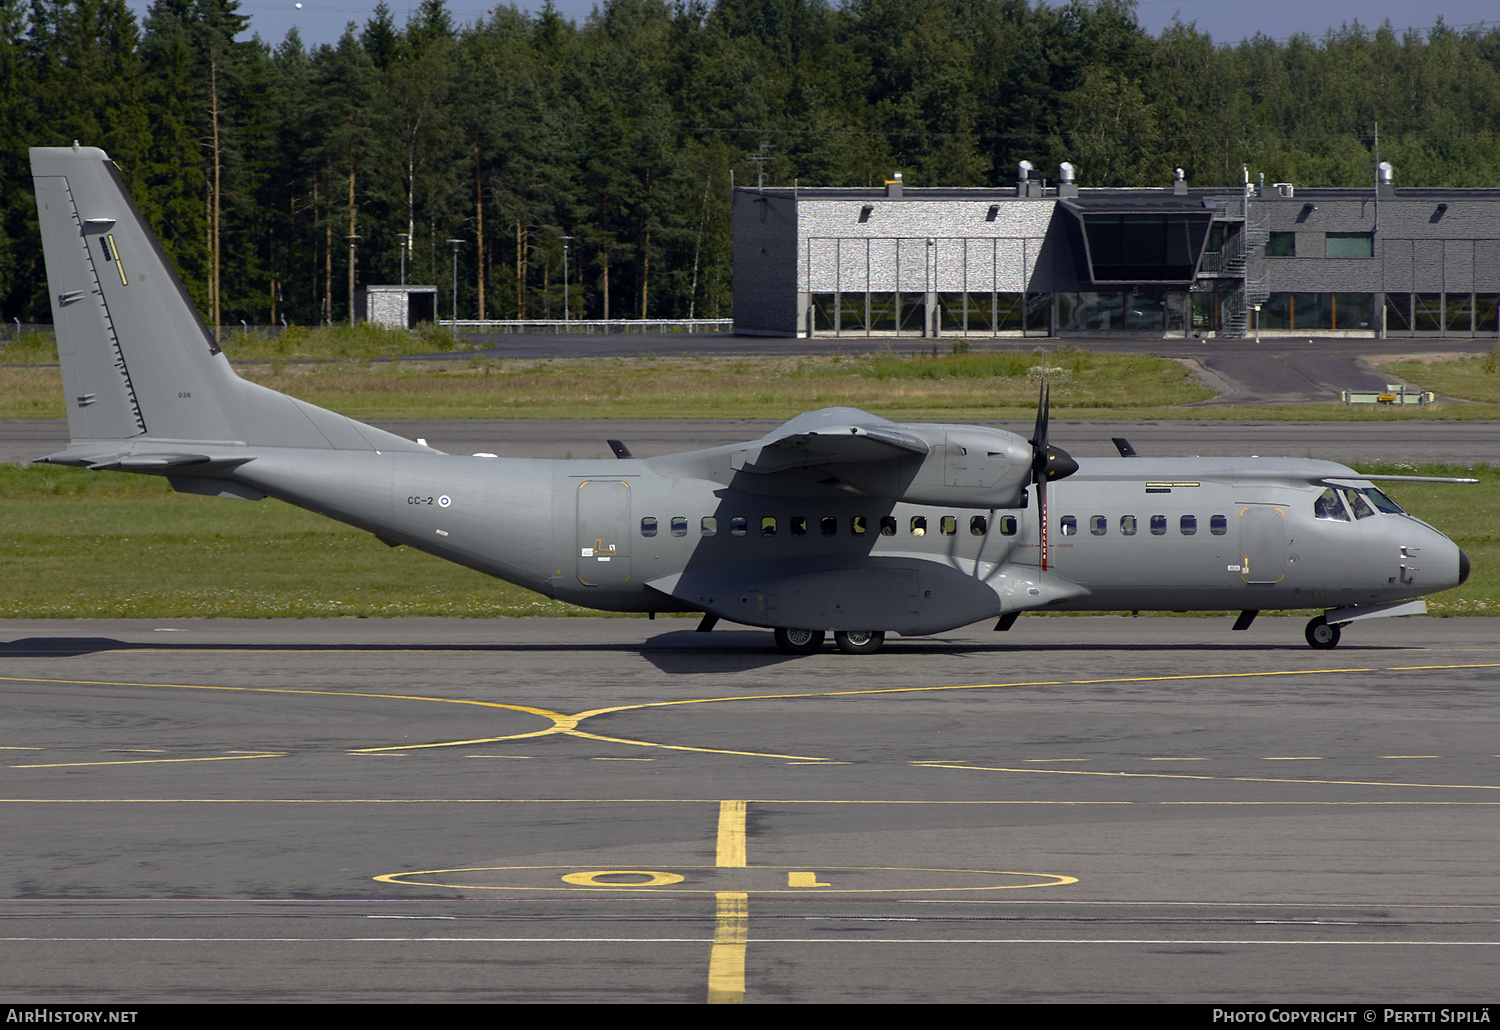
[31,144,427,457]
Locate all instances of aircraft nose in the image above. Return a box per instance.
[1459,550,1471,586]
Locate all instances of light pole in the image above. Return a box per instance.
[397,233,410,286]
[447,239,464,323]
[561,235,573,322]
[345,235,360,328]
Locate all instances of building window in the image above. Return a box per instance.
[1325,233,1373,258]
[1266,232,1295,257]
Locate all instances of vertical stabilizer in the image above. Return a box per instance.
[31,144,431,456]
[33,144,245,445]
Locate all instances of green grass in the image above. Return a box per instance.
[1380,344,1500,405]
[1,461,1493,619]
[12,337,1500,421]
[0,323,458,366]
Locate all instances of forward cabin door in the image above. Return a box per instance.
[1238,503,1289,585]
[576,479,632,586]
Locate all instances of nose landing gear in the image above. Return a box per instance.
[1305,616,1342,650]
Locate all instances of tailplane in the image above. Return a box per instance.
[31,144,428,462]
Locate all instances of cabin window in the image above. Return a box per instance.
[1210,514,1228,535]
[641,517,658,537]
[851,515,868,536]
[880,516,898,536]
[940,516,957,535]
[1180,515,1197,536]
[790,515,807,536]
[731,516,747,536]
[821,516,838,536]
[970,515,987,535]
[761,516,777,536]
[1341,489,1375,519]
[1090,515,1107,536]
[1120,515,1137,536]
[998,515,1017,536]
[910,516,928,536]
[671,516,687,537]
[1059,515,1077,536]
[1314,488,1350,521]
[701,516,717,537]
[1150,515,1167,535]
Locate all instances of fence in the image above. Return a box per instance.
[444,319,734,335]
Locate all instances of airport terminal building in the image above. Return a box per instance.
[731,164,1500,339]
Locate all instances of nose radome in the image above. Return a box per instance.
[1459,550,1471,586]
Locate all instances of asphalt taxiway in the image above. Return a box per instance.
[3,616,1498,1003]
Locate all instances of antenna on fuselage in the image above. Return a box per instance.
[607,439,633,459]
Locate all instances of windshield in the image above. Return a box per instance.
[1363,486,1406,515]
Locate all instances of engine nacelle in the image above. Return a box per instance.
[829,423,1035,509]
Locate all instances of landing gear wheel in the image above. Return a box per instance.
[774,627,825,655]
[833,630,886,655]
[1305,616,1342,650]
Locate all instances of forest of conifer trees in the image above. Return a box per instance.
[4,0,1500,329]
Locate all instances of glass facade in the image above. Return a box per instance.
[1382,293,1500,336]
[1261,293,1376,330]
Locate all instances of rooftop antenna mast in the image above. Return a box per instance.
[749,141,772,189]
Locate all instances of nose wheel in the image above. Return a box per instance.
[1305,616,1342,650]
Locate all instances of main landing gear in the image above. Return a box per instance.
[773,628,887,655]
[1305,615,1343,650]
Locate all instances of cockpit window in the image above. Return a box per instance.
[1364,487,1405,515]
[1314,487,1350,521]
[1340,488,1375,520]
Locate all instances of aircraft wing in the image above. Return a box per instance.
[742,408,929,475]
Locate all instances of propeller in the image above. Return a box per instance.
[1027,382,1078,571]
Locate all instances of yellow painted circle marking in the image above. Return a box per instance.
[376,864,1078,893]
[560,870,686,887]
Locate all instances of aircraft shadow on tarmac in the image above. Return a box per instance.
[0,632,1422,670]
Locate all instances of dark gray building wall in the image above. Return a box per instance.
[731,190,799,336]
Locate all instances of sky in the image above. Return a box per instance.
[125,0,1499,51]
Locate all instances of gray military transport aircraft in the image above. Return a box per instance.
[30,144,1473,654]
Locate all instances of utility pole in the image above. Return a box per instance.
[345,235,360,328]
[447,239,464,322]
[561,235,572,322]
[397,233,410,286]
